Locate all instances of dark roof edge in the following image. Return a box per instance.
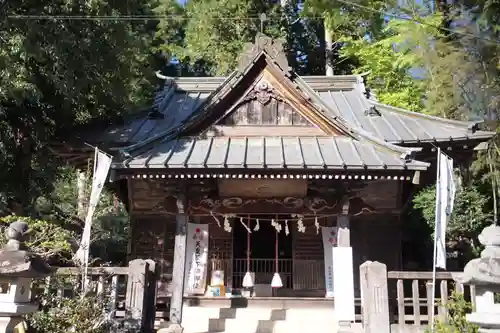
[390,133,496,145]
[368,99,480,128]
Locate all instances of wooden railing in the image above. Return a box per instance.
[387,271,476,326]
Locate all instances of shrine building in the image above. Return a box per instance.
[57,34,494,330]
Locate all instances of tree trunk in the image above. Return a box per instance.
[325,24,334,76]
[435,0,451,32]
[77,169,87,220]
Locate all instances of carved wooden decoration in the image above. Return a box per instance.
[238,33,289,73]
[128,179,392,215]
[249,80,275,105]
[187,195,375,216]
[218,179,307,198]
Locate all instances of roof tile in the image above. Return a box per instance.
[122,136,428,171]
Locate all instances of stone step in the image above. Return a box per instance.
[181,306,343,333]
[185,307,289,319]
[209,318,276,333]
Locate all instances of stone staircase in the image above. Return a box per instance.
[181,298,363,333]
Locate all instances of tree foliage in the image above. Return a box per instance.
[0,215,74,262]
[0,0,157,211]
[28,286,112,333]
[412,184,491,256]
[35,167,129,265]
[429,292,478,333]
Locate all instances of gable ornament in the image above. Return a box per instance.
[237,33,290,73]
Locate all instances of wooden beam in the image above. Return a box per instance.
[169,195,188,331]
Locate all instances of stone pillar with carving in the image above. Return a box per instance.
[0,220,54,333]
[454,224,500,332]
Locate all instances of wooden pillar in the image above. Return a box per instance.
[168,196,188,333]
[333,197,355,331]
[337,215,350,247]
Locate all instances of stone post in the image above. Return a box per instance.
[454,224,500,332]
[124,259,150,331]
[359,261,390,333]
[0,220,54,333]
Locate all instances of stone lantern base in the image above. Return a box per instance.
[467,313,500,332]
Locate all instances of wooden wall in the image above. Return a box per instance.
[221,98,313,126]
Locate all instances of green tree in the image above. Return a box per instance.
[157,0,349,76]
[0,0,158,212]
[0,215,74,263]
[338,23,426,111]
[36,167,129,265]
[302,0,391,74]
[413,184,491,258]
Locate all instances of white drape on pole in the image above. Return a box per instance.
[430,148,456,331]
[74,148,112,289]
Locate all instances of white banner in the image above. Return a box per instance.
[184,223,209,295]
[74,148,112,267]
[434,149,456,269]
[321,226,337,298]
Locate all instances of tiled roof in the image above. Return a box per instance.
[99,76,493,148]
[121,136,428,171]
[316,88,492,144]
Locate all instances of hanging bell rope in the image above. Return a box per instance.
[271,214,283,289]
[242,215,254,288]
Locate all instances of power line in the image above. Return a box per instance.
[6,15,261,21]
[5,0,500,45]
[333,0,499,45]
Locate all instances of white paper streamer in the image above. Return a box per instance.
[210,211,221,228]
[240,217,252,233]
[223,215,232,232]
[254,219,260,231]
[297,215,305,233]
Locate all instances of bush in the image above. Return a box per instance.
[26,273,123,333]
[428,292,478,333]
[0,215,75,263]
[27,293,111,333]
